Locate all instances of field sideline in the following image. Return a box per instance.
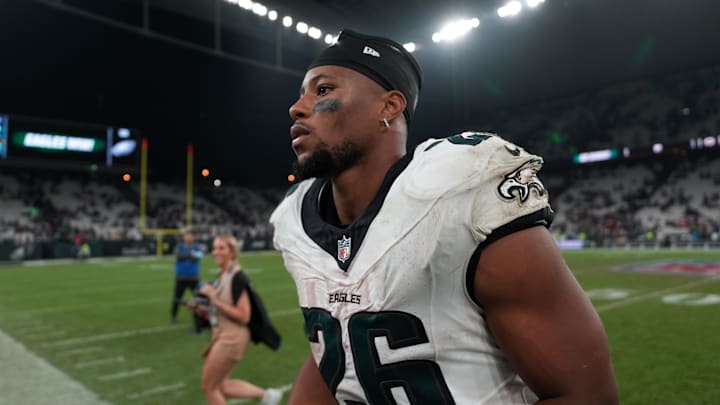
[1,250,719,404]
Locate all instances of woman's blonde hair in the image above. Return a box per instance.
[214,234,239,260]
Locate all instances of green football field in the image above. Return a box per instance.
[1,250,719,404]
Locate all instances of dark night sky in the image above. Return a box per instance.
[2,0,720,186]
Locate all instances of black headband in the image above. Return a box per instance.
[308,29,423,124]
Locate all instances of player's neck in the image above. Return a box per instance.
[330,151,403,224]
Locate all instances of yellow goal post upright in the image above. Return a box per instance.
[139,139,194,256]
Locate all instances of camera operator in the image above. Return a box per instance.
[170,230,204,334]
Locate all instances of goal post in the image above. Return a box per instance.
[139,139,193,256]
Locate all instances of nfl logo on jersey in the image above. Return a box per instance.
[337,235,352,263]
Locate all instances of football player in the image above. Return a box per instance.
[270,29,619,404]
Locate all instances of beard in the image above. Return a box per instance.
[293,139,362,180]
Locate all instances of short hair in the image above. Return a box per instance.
[214,234,239,259]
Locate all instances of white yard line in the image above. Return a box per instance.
[0,319,43,328]
[20,259,81,267]
[11,253,282,268]
[26,330,67,339]
[57,346,104,357]
[98,368,152,381]
[685,379,719,388]
[18,283,294,313]
[270,308,301,317]
[12,324,54,334]
[16,284,165,300]
[41,307,299,349]
[27,297,167,315]
[240,250,280,256]
[0,328,108,404]
[86,256,161,265]
[42,325,186,348]
[17,256,161,267]
[140,263,171,271]
[127,382,185,399]
[18,278,293,301]
[596,277,720,313]
[75,356,125,369]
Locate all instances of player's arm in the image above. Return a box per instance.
[287,354,336,405]
[474,226,619,404]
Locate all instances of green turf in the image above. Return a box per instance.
[1,250,719,404]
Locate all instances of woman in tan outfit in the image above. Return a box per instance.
[196,234,281,405]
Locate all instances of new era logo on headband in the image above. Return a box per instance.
[362,46,380,58]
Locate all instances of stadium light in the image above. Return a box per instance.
[228,0,546,55]
[431,18,479,43]
[122,173,132,182]
[308,27,322,39]
[526,0,545,8]
[296,22,309,34]
[201,168,210,177]
[252,3,267,16]
[288,174,296,183]
[213,179,222,187]
[498,1,523,18]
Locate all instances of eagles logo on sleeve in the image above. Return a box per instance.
[497,158,546,203]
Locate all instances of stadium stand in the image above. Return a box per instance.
[498,64,720,162]
[549,156,720,247]
[2,63,719,259]
[0,166,284,260]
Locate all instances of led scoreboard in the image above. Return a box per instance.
[0,114,139,170]
[0,115,8,159]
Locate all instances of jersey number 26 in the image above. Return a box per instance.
[303,308,455,404]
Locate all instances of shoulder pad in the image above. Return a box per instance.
[269,178,313,227]
[403,132,543,200]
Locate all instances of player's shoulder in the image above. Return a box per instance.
[269,179,314,226]
[413,131,528,161]
[403,131,543,200]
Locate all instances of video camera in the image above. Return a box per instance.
[177,282,212,332]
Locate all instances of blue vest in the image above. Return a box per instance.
[175,243,200,277]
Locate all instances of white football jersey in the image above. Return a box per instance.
[270,132,553,405]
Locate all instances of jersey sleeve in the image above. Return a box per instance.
[467,136,553,245]
[410,132,553,245]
